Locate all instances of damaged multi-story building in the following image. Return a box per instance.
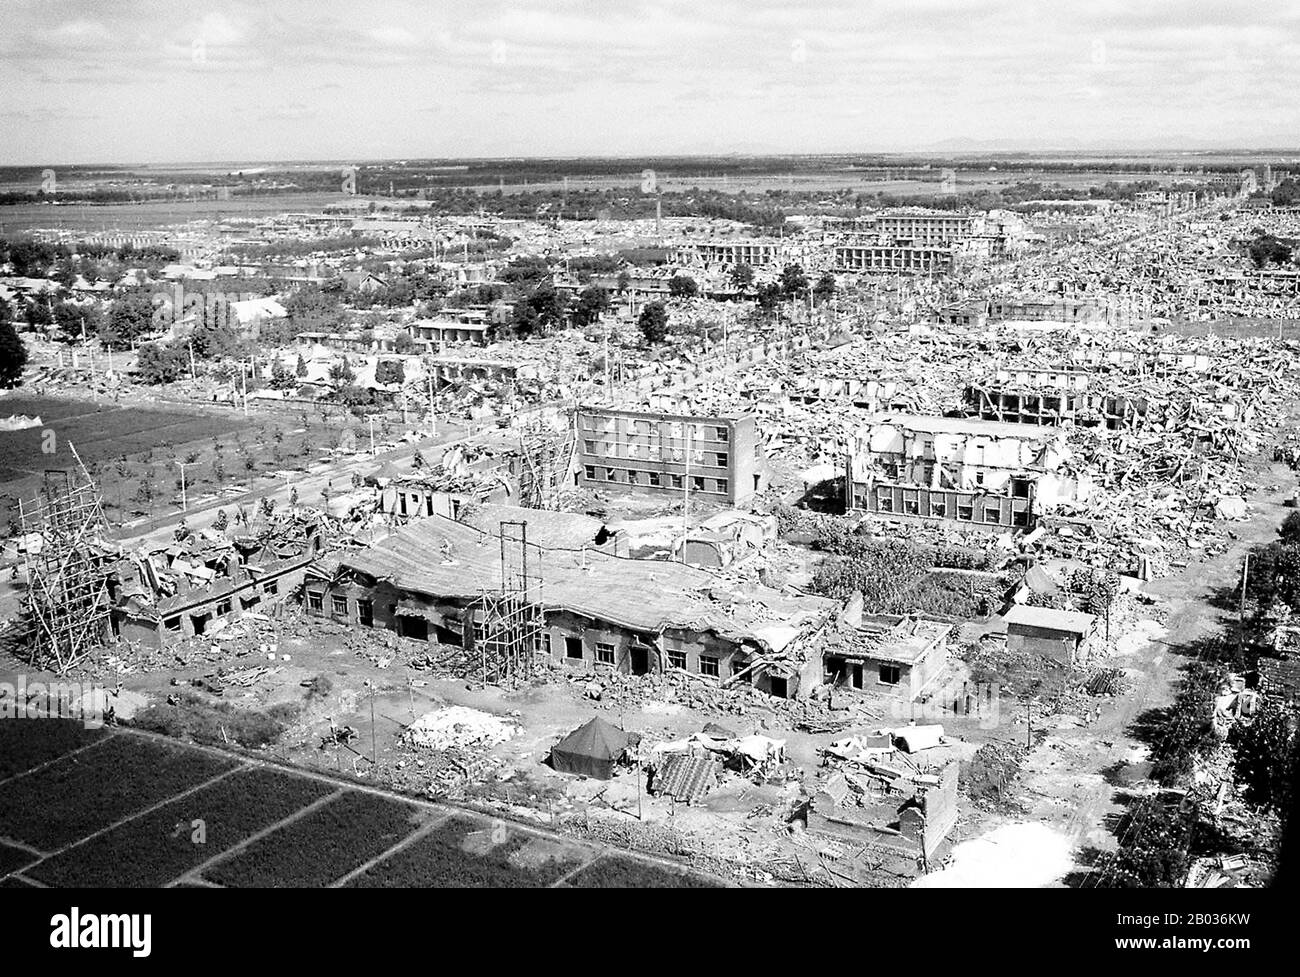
[833,243,954,275]
[845,413,1092,530]
[575,405,769,506]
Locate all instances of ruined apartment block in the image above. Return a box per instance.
[575,406,767,506]
[833,243,954,275]
[673,239,788,271]
[845,413,1091,531]
[965,368,1146,430]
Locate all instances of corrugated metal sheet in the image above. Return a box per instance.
[653,753,718,805]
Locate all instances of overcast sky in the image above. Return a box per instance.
[2,0,1296,164]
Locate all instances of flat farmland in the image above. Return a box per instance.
[201,789,431,888]
[0,395,248,484]
[0,716,107,780]
[0,723,731,888]
[345,815,589,888]
[0,191,349,234]
[27,766,335,888]
[0,733,237,851]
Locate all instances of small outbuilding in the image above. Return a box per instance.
[550,717,630,780]
[1003,604,1097,665]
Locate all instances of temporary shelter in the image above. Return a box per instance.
[550,717,630,780]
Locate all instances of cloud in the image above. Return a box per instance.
[0,0,1296,162]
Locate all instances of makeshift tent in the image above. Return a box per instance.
[550,717,630,780]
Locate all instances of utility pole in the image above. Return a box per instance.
[681,423,691,563]
[176,461,192,511]
[1239,552,1250,659]
[370,689,378,768]
[241,360,249,416]
[368,415,376,456]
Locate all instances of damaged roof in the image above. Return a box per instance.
[319,515,835,651]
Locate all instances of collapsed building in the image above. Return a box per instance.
[113,511,324,647]
[833,243,954,276]
[821,608,954,701]
[808,752,960,879]
[845,413,1092,530]
[302,514,836,698]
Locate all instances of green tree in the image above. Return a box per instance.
[755,281,783,312]
[638,301,669,344]
[571,285,610,328]
[780,263,809,298]
[1279,510,1300,545]
[668,274,699,298]
[729,263,755,292]
[328,360,356,387]
[1245,541,1300,611]
[813,272,837,304]
[1248,233,1293,268]
[50,258,78,289]
[295,352,308,377]
[375,359,405,385]
[392,329,417,354]
[269,358,298,391]
[102,292,156,350]
[0,313,29,388]
[135,341,189,384]
[1101,797,1196,888]
[1231,700,1295,812]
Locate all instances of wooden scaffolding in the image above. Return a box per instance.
[17,460,114,675]
[516,415,576,511]
[474,521,545,686]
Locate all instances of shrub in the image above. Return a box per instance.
[130,693,297,749]
[1149,662,1221,786]
[1100,796,1195,888]
[1230,699,1295,812]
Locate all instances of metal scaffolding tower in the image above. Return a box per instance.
[474,521,545,686]
[17,459,113,675]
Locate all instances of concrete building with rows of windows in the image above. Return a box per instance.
[833,244,954,275]
[575,406,768,506]
[844,413,1092,531]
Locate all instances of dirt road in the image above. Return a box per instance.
[1014,460,1293,876]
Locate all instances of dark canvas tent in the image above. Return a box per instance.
[551,717,630,780]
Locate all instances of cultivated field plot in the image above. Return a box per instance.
[0,396,247,484]
[0,725,728,888]
[0,717,107,781]
[201,790,429,888]
[0,732,237,851]
[568,853,726,888]
[27,767,335,888]
[0,841,37,877]
[346,815,589,888]
[0,192,346,234]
